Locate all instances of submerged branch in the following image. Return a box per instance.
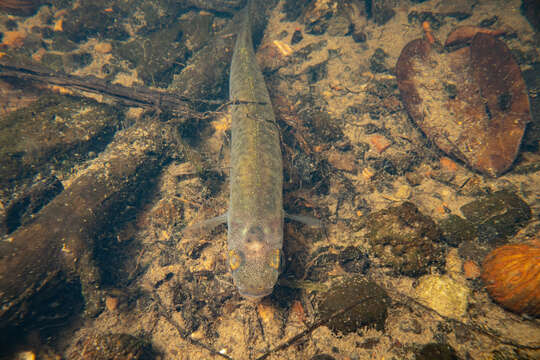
[0,57,224,114]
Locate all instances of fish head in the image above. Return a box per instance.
[228,221,283,300]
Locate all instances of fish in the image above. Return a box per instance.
[185,0,319,300]
[226,0,284,300]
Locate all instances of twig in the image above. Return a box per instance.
[0,59,224,113]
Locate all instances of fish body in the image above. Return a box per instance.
[227,2,283,299]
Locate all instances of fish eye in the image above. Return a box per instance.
[268,249,281,270]
[229,249,243,271]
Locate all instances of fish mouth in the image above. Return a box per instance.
[238,287,273,300]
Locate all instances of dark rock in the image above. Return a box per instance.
[291,29,303,45]
[521,0,540,32]
[4,19,18,31]
[457,240,490,263]
[368,0,397,26]
[460,191,531,244]
[479,16,498,28]
[307,61,328,83]
[293,40,328,64]
[521,63,540,152]
[301,0,359,37]
[436,0,475,21]
[16,33,42,56]
[318,277,390,334]
[366,202,443,276]
[438,214,477,247]
[369,48,389,73]
[352,30,367,43]
[338,246,370,274]
[415,343,460,360]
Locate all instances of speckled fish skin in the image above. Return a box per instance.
[227,1,283,300]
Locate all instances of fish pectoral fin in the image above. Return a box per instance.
[285,213,322,228]
[183,213,227,235]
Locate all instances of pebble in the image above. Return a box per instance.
[94,42,112,54]
[105,296,119,312]
[463,260,480,279]
[394,184,412,200]
[414,275,470,319]
[327,151,356,172]
[369,134,392,153]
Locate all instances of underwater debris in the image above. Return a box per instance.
[396,27,531,177]
[481,240,540,316]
